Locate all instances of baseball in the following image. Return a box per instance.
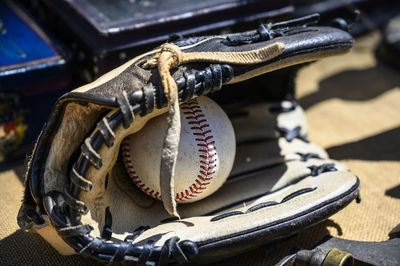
[122,96,235,203]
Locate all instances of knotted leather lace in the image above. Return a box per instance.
[143,42,285,217]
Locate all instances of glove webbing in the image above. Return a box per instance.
[143,42,284,217]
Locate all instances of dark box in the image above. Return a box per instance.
[27,0,292,78]
[0,0,71,164]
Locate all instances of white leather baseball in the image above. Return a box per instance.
[122,96,235,203]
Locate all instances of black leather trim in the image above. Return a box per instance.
[195,178,359,263]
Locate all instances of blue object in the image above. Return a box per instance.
[0,0,70,164]
[0,0,61,75]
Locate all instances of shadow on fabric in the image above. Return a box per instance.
[386,185,400,199]
[326,127,400,161]
[0,159,26,183]
[299,62,400,110]
[0,230,97,266]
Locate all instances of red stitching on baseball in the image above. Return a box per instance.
[122,98,217,202]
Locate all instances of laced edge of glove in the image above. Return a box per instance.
[142,42,285,216]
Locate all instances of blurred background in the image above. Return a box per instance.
[0,0,399,265]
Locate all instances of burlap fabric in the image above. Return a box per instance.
[1,31,399,265]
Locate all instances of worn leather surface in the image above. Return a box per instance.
[3,31,398,266]
[16,18,358,265]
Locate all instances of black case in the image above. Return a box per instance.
[23,0,292,78]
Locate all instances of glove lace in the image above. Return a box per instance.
[224,13,320,46]
[143,42,284,216]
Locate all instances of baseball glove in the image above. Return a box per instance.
[18,14,360,265]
